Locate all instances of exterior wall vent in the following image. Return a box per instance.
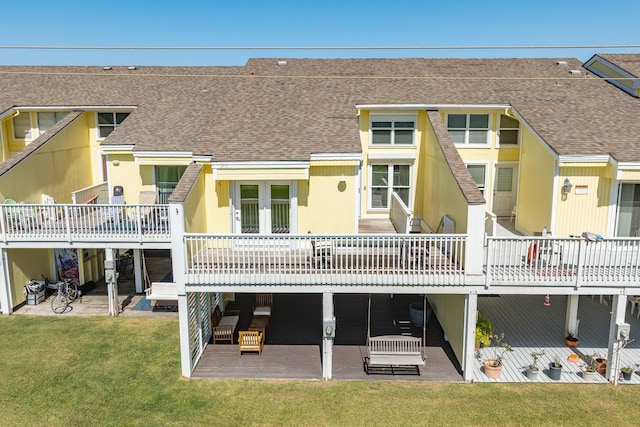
[569,69,582,76]
[102,66,112,70]
[556,61,568,67]
[127,66,137,70]
[277,60,288,66]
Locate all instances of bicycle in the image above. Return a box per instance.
[116,251,134,280]
[50,278,79,314]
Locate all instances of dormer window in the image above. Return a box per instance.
[371,116,415,145]
[12,113,32,139]
[499,114,519,145]
[97,112,130,138]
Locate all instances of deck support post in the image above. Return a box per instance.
[133,249,143,293]
[565,294,580,337]
[606,295,627,382]
[322,292,334,380]
[462,293,478,382]
[0,248,12,314]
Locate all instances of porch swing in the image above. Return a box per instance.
[363,294,426,375]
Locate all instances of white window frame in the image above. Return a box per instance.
[497,114,520,146]
[368,162,413,211]
[96,112,130,139]
[37,111,68,135]
[369,114,417,146]
[466,163,488,195]
[446,113,491,146]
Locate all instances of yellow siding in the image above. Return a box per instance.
[427,294,465,366]
[517,128,555,234]
[309,160,359,167]
[555,167,611,236]
[8,249,52,307]
[300,165,356,233]
[139,165,156,193]
[138,157,192,166]
[0,113,94,203]
[216,168,308,181]
[419,120,469,234]
[360,110,425,218]
[208,166,232,233]
[618,170,640,180]
[109,155,142,203]
[183,166,208,233]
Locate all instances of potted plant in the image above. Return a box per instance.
[579,353,598,382]
[565,332,579,347]
[475,312,493,351]
[526,350,545,380]
[548,356,563,380]
[621,365,634,381]
[483,333,513,379]
[595,356,607,374]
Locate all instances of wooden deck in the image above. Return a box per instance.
[474,294,640,383]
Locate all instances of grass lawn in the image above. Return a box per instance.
[1,316,638,426]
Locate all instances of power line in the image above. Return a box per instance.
[0,44,639,51]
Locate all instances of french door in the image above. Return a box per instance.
[234,182,291,234]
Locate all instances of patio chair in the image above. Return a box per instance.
[311,239,333,268]
[238,330,264,357]
[253,293,272,317]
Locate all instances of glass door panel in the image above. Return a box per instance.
[240,184,260,233]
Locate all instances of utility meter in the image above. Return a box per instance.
[616,323,631,340]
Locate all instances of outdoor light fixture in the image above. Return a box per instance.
[112,159,120,166]
[544,294,550,306]
[562,178,573,194]
[339,175,347,184]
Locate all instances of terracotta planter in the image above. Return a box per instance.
[565,337,579,347]
[595,358,607,374]
[484,360,503,379]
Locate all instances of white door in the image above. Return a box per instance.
[234,182,291,234]
[493,165,517,217]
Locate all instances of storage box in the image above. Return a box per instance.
[26,290,45,305]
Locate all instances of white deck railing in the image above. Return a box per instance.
[185,234,466,286]
[0,204,171,243]
[389,192,411,234]
[486,236,640,287]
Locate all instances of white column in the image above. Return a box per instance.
[0,248,13,314]
[322,292,335,380]
[169,203,192,378]
[465,204,486,276]
[133,249,143,293]
[105,248,118,316]
[565,295,580,337]
[606,295,627,382]
[462,293,478,382]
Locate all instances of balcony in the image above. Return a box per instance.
[486,236,640,288]
[0,203,171,247]
[185,234,466,288]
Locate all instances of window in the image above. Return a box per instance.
[447,114,489,145]
[156,166,187,204]
[499,114,519,145]
[371,117,415,145]
[38,112,68,134]
[370,164,411,209]
[467,164,486,195]
[97,112,130,138]
[12,113,32,139]
[616,183,640,237]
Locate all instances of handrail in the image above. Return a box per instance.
[389,192,412,234]
[184,233,467,286]
[71,182,109,205]
[0,203,171,243]
[485,236,640,287]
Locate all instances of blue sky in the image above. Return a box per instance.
[2,0,638,66]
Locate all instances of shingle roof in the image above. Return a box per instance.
[0,58,639,162]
